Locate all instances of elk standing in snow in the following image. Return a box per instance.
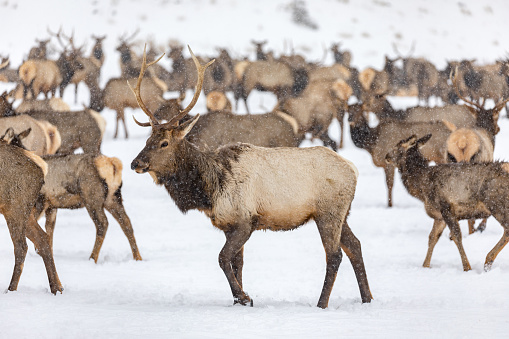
[129,46,372,308]
[0,136,62,294]
[2,128,141,262]
[386,134,509,271]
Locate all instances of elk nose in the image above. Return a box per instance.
[131,158,149,173]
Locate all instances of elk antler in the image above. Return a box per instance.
[166,46,215,126]
[129,44,214,128]
[128,44,165,127]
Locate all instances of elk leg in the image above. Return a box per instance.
[120,111,129,139]
[74,84,78,104]
[484,228,509,271]
[114,110,121,139]
[105,199,142,261]
[231,247,244,288]
[24,213,63,294]
[319,133,338,152]
[85,205,109,263]
[316,216,344,309]
[340,222,373,303]
[485,210,509,271]
[219,227,252,306]
[441,208,471,271]
[384,165,395,208]
[477,218,487,233]
[44,208,57,253]
[4,213,28,292]
[467,219,476,234]
[337,110,345,149]
[423,219,446,268]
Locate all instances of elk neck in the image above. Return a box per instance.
[350,118,378,153]
[158,139,243,214]
[398,146,430,201]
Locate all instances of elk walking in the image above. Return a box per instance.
[386,134,509,271]
[0,135,62,294]
[129,46,372,307]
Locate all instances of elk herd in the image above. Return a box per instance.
[2,30,509,308]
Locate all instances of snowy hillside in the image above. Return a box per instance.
[1,0,509,338]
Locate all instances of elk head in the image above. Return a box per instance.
[385,134,432,167]
[0,127,31,149]
[130,45,214,183]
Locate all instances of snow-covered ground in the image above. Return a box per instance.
[1,0,509,338]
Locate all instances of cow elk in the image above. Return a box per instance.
[386,134,509,272]
[2,128,141,262]
[0,137,63,294]
[348,103,452,207]
[129,46,372,308]
[277,79,352,150]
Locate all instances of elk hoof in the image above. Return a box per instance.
[484,262,493,272]
[233,295,253,307]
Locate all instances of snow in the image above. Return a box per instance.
[1,0,509,337]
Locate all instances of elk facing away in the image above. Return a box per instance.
[129,46,372,307]
[0,135,62,294]
[2,128,142,262]
[386,134,509,271]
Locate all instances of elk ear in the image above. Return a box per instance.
[416,134,432,148]
[174,114,200,140]
[442,120,457,132]
[1,127,15,142]
[398,135,417,148]
[18,128,31,140]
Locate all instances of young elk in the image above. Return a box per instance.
[0,135,62,294]
[386,134,509,271]
[130,46,372,308]
[1,128,141,263]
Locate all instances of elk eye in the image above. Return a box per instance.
[160,141,169,148]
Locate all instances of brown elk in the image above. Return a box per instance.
[206,91,232,112]
[28,38,50,60]
[251,40,269,61]
[348,103,452,207]
[442,73,509,234]
[90,74,165,139]
[153,90,300,149]
[1,90,105,155]
[202,49,235,95]
[67,35,107,103]
[0,57,18,83]
[26,107,105,154]
[15,98,71,113]
[0,136,63,294]
[116,29,142,78]
[167,43,209,95]
[3,128,141,262]
[236,59,297,114]
[129,46,372,308]
[277,79,352,150]
[386,134,509,272]
[330,42,351,67]
[0,114,61,155]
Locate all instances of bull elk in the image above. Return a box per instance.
[129,45,372,307]
[0,136,63,294]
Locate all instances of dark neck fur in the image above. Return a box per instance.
[158,140,244,213]
[399,146,429,201]
[350,121,378,153]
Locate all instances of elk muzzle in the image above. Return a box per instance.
[131,157,149,173]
